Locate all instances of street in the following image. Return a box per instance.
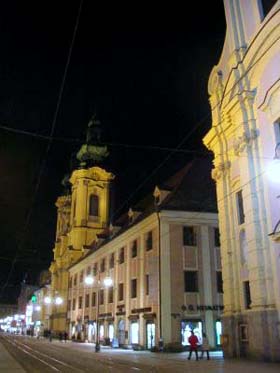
[1,334,280,373]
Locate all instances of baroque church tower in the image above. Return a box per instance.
[49,116,114,333]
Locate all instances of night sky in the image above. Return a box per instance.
[0,1,226,302]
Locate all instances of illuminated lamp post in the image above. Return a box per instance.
[84,274,113,352]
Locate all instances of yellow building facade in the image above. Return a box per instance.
[204,0,280,361]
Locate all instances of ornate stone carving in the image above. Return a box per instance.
[212,161,231,181]
[233,129,259,155]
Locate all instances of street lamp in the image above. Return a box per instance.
[84,274,113,352]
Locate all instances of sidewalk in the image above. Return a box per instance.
[0,339,25,372]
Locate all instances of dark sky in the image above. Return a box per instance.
[0,1,226,302]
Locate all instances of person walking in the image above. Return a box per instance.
[63,331,68,343]
[187,331,199,361]
[200,333,210,360]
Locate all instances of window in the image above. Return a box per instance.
[80,270,84,283]
[236,190,245,225]
[131,279,137,298]
[183,227,197,246]
[86,266,91,275]
[67,300,71,311]
[93,263,97,276]
[216,271,223,293]
[89,194,99,216]
[118,283,124,301]
[72,298,76,310]
[146,274,149,295]
[99,289,104,305]
[184,271,198,292]
[92,292,96,307]
[146,231,153,251]
[244,281,251,309]
[214,228,220,247]
[108,287,114,303]
[74,274,77,286]
[109,253,114,269]
[100,258,106,273]
[78,296,83,309]
[119,248,125,264]
[131,240,137,258]
[85,294,89,307]
[69,277,72,288]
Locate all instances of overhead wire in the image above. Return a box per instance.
[0,0,84,297]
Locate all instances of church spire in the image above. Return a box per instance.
[76,114,109,168]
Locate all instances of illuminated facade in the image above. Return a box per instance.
[67,158,223,349]
[204,0,280,361]
[49,116,114,334]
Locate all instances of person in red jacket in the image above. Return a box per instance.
[187,331,199,361]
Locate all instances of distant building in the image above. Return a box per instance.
[204,0,280,361]
[17,282,37,315]
[0,304,18,319]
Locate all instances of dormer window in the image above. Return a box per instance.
[89,194,99,217]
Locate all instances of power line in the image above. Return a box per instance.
[0,0,84,298]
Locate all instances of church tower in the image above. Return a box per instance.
[49,115,114,333]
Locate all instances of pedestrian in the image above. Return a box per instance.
[59,332,63,342]
[200,333,210,360]
[49,330,52,342]
[63,331,68,342]
[187,331,199,361]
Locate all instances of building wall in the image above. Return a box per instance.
[204,0,280,361]
[68,214,160,348]
[67,210,221,349]
[160,211,222,348]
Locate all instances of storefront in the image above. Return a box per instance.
[181,320,203,346]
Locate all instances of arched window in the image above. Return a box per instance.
[89,194,99,216]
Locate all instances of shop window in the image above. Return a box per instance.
[78,296,83,309]
[99,289,104,305]
[109,253,114,269]
[92,292,96,307]
[244,281,251,309]
[215,320,222,345]
[131,240,137,258]
[84,294,89,308]
[89,194,99,216]
[130,322,139,344]
[108,287,114,303]
[100,258,106,273]
[216,271,223,293]
[72,298,76,310]
[181,320,202,346]
[184,271,198,292]
[146,274,149,295]
[131,279,137,298]
[146,231,153,251]
[214,228,220,247]
[183,226,197,246]
[236,190,245,225]
[119,247,125,264]
[118,283,124,301]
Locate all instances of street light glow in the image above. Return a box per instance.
[104,277,113,287]
[85,275,94,285]
[44,296,52,304]
[55,296,63,305]
[267,159,280,183]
